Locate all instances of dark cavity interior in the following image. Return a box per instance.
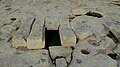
[81,49,90,55]
[45,28,61,49]
[107,31,119,43]
[108,53,118,60]
[85,12,103,18]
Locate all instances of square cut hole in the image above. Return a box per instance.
[45,28,61,49]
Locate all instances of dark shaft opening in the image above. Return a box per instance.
[45,28,61,49]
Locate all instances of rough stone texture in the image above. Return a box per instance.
[114,44,120,54]
[59,17,76,47]
[59,16,70,27]
[12,15,35,48]
[49,46,72,60]
[77,35,117,54]
[70,16,108,40]
[0,50,53,67]
[102,17,120,42]
[69,50,117,67]
[56,58,68,67]
[96,36,117,54]
[72,8,89,15]
[0,0,120,67]
[114,44,120,67]
[45,16,59,30]
[0,18,21,34]
[59,26,76,47]
[27,18,45,49]
[74,40,98,58]
[66,54,72,64]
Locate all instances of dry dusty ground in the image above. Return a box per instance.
[0,0,120,67]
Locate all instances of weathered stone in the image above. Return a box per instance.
[97,36,117,54]
[0,0,120,67]
[114,45,120,53]
[0,50,53,67]
[59,16,70,27]
[66,54,72,64]
[12,16,35,48]
[59,26,76,47]
[102,17,120,42]
[71,19,93,40]
[56,58,68,67]
[1,25,18,34]
[69,0,87,9]
[75,40,98,57]
[70,16,108,40]
[68,42,96,67]
[0,18,21,34]
[110,29,120,42]
[27,18,45,49]
[69,46,117,67]
[59,17,76,47]
[87,54,117,67]
[72,8,89,15]
[45,16,59,30]
[85,35,117,54]
[49,46,72,60]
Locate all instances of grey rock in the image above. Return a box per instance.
[70,16,108,40]
[27,18,45,49]
[0,50,53,67]
[59,17,76,47]
[45,16,59,30]
[114,45,120,54]
[97,36,117,54]
[49,46,72,60]
[56,58,68,67]
[12,15,35,48]
[69,50,117,67]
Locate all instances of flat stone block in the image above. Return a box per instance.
[12,16,35,48]
[27,18,45,49]
[59,26,76,47]
[49,46,72,60]
[59,17,76,47]
[45,16,59,30]
[56,58,68,67]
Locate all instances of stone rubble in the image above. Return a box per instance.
[0,0,120,67]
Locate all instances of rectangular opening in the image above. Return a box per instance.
[45,28,61,49]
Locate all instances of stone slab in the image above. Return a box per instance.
[72,8,89,15]
[97,36,117,54]
[69,46,117,67]
[59,26,76,47]
[27,18,45,49]
[59,17,76,47]
[0,50,53,67]
[12,16,35,48]
[49,46,72,60]
[56,58,68,67]
[70,16,108,40]
[45,16,59,30]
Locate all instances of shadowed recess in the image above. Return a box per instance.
[108,53,118,60]
[10,18,16,21]
[85,12,103,18]
[45,28,61,49]
[81,49,90,55]
[107,31,119,43]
